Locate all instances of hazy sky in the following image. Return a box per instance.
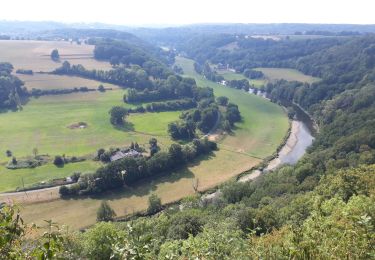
[1,0,374,25]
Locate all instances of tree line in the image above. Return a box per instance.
[59,138,217,196]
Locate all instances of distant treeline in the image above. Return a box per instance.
[59,138,217,196]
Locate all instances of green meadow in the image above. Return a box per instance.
[255,67,320,83]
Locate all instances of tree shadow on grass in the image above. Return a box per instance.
[227,124,243,137]
[62,152,217,202]
[113,121,135,132]
[63,167,196,202]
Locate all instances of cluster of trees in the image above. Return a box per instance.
[109,106,128,125]
[93,39,172,78]
[0,62,28,110]
[124,75,210,103]
[180,100,219,133]
[194,62,224,82]
[226,79,250,91]
[168,120,196,140]
[59,138,216,196]
[244,68,263,79]
[168,96,241,140]
[50,49,60,61]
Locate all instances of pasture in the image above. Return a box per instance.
[0,161,100,193]
[217,70,266,87]
[17,73,120,90]
[0,40,111,71]
[0,90,177,165]
[255,67,320,83]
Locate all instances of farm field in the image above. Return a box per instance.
[255,67,320,83]
[17,73,120,90]
[0,40,112,71]
[0,90,177,165]
[217,70,266,87]
[12,57,288,230]
[0,161,101,193]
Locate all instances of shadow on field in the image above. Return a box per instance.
[113,121,135,132]
[61,151,216,202]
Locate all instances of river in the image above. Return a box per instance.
[238,95,315,182]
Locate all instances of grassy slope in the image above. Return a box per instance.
[255,67,320,83]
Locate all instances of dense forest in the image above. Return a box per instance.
[1,27,375,259]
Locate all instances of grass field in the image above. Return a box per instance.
[0,89,178,191]
[0,161,101,192]
[0,40,111,71]
[0,90,177,164]
[17,73,120,90]
[255,67,320,83]
[217,70,266,87]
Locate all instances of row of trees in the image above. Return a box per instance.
[59,138,217,196]
[128,99,197,113]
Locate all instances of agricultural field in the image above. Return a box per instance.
[0,40,111,72]
[0,90,177,166]
[217,70,266,87]
[255,67,320,83]
[17,73,120,90]
[0,161,100,193]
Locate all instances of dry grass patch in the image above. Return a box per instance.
[0,40,111,71]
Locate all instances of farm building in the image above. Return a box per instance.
[110,149,142,162]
